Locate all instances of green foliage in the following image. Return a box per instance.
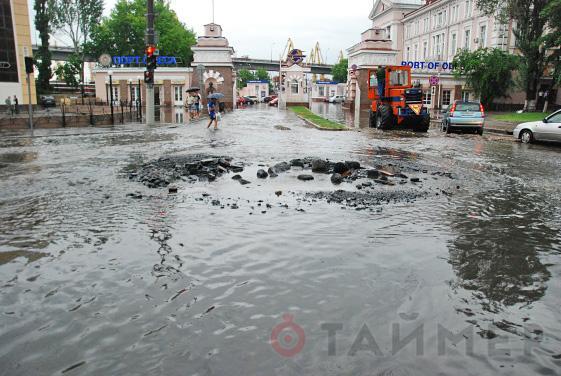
[542,0,561,86]
[86,0,197,66]
[452,48,518,107]
[34,0,52,93]
[236,69,257,89]
[331,58,348,83]
[475,0,549,102]
[255,68,270,81]
[54,54,82,88]
[491,112,552,122]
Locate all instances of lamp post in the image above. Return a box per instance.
[80,80,85,105]
[108,70,114,125]
[137,76,142,122]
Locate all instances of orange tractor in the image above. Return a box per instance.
[367,65,430,132]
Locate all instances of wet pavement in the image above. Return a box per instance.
[1,104,561,375]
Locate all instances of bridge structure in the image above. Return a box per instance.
[32,45,334,74]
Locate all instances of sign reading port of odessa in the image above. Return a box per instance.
[401,61,454,70]
[112,55,178,66]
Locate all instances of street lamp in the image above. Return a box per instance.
[108,70,114,125]
[80,80,84,105]
[137,75,142,122]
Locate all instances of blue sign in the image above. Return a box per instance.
[401,61,454,70]
[247,80,269,83]
[316,81,339,85]
[112,55,178,66]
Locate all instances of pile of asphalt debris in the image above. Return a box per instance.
[126,154,243,188]
[126,154,458,208]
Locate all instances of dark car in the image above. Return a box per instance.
[441,100,485,135]
[243,96,256,105]
[40,95,56,107]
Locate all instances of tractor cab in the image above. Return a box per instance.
[367,65,430,132]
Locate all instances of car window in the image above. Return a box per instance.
[455,102,480,111]
[369,72,378,88]
[546,112,561,123]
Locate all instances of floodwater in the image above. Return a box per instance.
[1,105,561,375]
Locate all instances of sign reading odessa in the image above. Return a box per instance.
[401,61,454,70]
[112,55,178,66]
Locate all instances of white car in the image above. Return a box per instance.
[329,95,345,103]
[513,109,561,144]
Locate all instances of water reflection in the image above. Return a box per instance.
[447,185,557,312]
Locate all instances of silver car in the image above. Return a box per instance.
[513,109,561,144]
[441,100,485,135]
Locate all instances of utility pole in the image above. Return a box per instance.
[145,0,155,126]
[24,56,34,136]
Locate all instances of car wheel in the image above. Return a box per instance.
[520,129,533,144]
[477,128,484,136]
[445,122,452,134]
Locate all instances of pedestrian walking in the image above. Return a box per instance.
[5,96,12,115]
[207,98,218,129]
[186,93,196,120]
[376,66,386,98]
[195,92,201,119]
[13,95,19,114]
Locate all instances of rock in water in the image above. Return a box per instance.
[257,169,268,179]
[331,173,343,184]
[345,161,361,170]
[290,159,305,167]
[297,174,314,181]
[333,162,349,174]
[367,170,380,179]
[311,159,329,173]
[272,162,291,173]
[239,179,251,185]
[231,174,242,180]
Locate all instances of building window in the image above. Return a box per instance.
[291,80,299,94]
[424,17,429,32]
[414,44,419,60]
[479,25,487,47]
[451,33,457,56]
[423,91,432,105]
[462,91,470,101]
[111,86,119,103]
[175,111,183,123]
[415,20,419,35]
[442,90,451,106]
[423,41,428,59]
[466,0,473,17]
[130,86,139,102]
[319,86,325,96]
[174,86,183,102]
[437,12,443,28]
[406,46,410,60]
[464,29,471,50]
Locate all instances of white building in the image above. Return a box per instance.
[350,0,560,110]
[239,80,269,100]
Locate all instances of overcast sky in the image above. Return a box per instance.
[35,0,374,64]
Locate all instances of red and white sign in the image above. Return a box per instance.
[429,75,439,86]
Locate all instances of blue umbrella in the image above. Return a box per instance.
[207,93,225,99]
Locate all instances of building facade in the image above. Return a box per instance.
[348,0,560,110]
[239,80,269,100]
[0,0,36,105]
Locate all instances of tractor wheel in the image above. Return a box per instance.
[376,104,393,130]
[368,109,376,128]
[415,116,430,133]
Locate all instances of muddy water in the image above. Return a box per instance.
[1,106,561,375]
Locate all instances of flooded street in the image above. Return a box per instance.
[1,105,561,375]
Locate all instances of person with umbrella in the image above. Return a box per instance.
[207,93,225,129]
[186,87,200,120]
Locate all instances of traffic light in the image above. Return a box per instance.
[144,70,154,84]
[145,45,157,71]
[24,56,34,74]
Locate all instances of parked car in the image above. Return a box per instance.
[329,95,345,103]
[40,95,56,107]
[269,97,279,106]
[242,96,256,105]
[441,100,485,135]
[246,95,259,104]
[513,109,561,144]
[263,95,277,103]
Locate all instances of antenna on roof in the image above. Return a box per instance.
[212,0,215,23]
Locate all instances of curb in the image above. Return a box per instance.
[294,114,348,131]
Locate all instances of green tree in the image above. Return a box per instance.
[86,0,196,66]
[452,48,519,108]
[476,0,549,109]
[236,69,257,89]
[51,0,103,85]
[34,0,53,93]
[331,58,348,83]
[255,68,270,81]
[542,0,561,86]
[54,54,82,88]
